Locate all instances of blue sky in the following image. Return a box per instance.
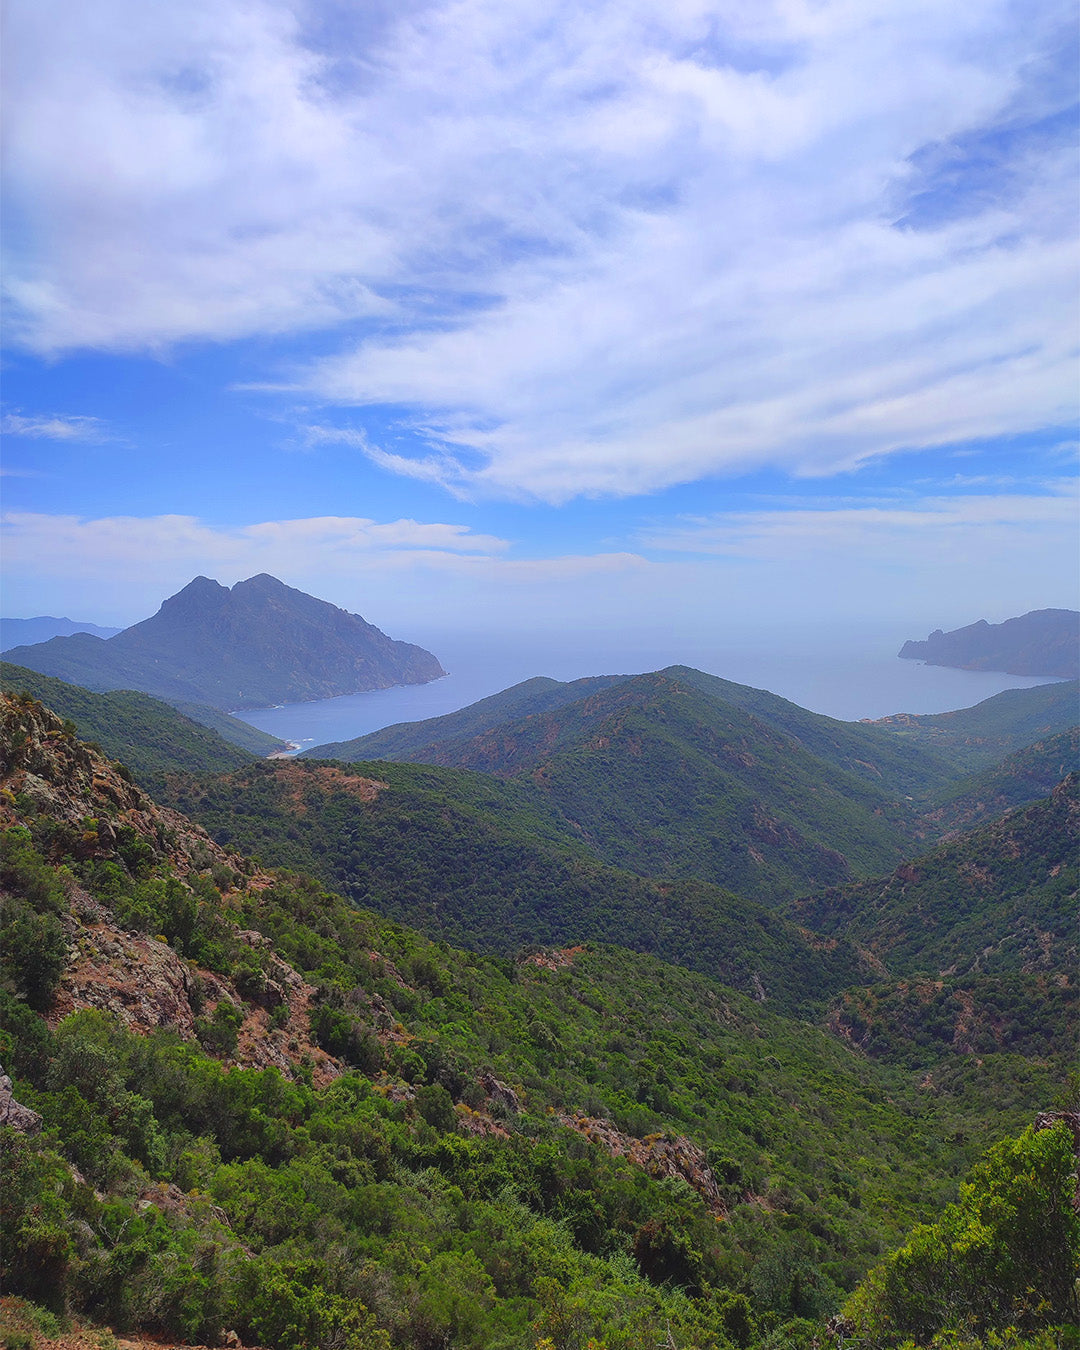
[2,0,1077,643]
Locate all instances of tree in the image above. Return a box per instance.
[844,1117,1080,1345]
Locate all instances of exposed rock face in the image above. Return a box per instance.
[0,692,244,880]
[4,572,446,710]
[557,1112,725,1215]
[52,894,200,1037]
[0,1066,42,1133]
[1,693,340,1086]
[480,1072,521,1115]
[45,890,342,1086]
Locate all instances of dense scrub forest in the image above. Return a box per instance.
[0,681,1076,1349]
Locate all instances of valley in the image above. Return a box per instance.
[0,650,1076,1349]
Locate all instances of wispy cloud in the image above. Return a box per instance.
[4,1,1076,499]
[295,425,370,451]
[1,512,510,573]
[639,487,1079,565]
[1,411,110,441]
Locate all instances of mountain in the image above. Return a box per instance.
[3,573,446,710]
[870,678,1079,771]
[166,756,865,1015]
[305,666,953,902]
[2,689,1072,1349]
[0,661,281,791]
[0,615,122,650]
[312,663,950,797]
[899,608,1080,677]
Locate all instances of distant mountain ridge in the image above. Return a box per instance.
[0,615,122,650]
[3,573,446,710]
[899,608,1079,677]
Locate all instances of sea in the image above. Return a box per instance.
[232,623,1068,754]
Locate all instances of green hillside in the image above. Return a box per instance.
[2,695,1072,1348]
[311,672,631,760]
[166,757,864,1015]
[310,670,953,903]
[789,775,1078,980]
[313,663,952,798]
[918,727,1079,838]
[871,679,1078,771]
[168,698,288,755]
[0,661,275,790]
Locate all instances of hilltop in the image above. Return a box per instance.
[303,666,954,902]
[3,573,445,711]
[899,608,1079,677]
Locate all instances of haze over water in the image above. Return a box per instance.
[234,624,1064,752]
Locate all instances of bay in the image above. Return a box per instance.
[232,623,1066,754]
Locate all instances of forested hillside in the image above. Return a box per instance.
[2,690,1075,1350]
[871,678,1079,770]
[166,758,864,1015]
[315,665,951,798]
[918,727,1079,838]
[305,669,944,903]
[0,661,279,789]
[790,775,1078,979]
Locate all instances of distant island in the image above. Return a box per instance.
[899,608,1079,679]
[3,573,446,710]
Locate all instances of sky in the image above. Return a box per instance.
[2,0,1078,647]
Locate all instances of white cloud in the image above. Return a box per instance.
[1,511,508,568]
[0,509,645,626]
[638,489,1080,607]
[4,0,1077,497]
[1,411,110,441]
[1,497,1072,635]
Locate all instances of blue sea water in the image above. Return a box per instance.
[232,624,1067,754]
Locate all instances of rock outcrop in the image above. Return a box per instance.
[0,691,246,880]
[0,1066,42,1134]
[0,692,341,1085]
[556,1112,725,1215]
